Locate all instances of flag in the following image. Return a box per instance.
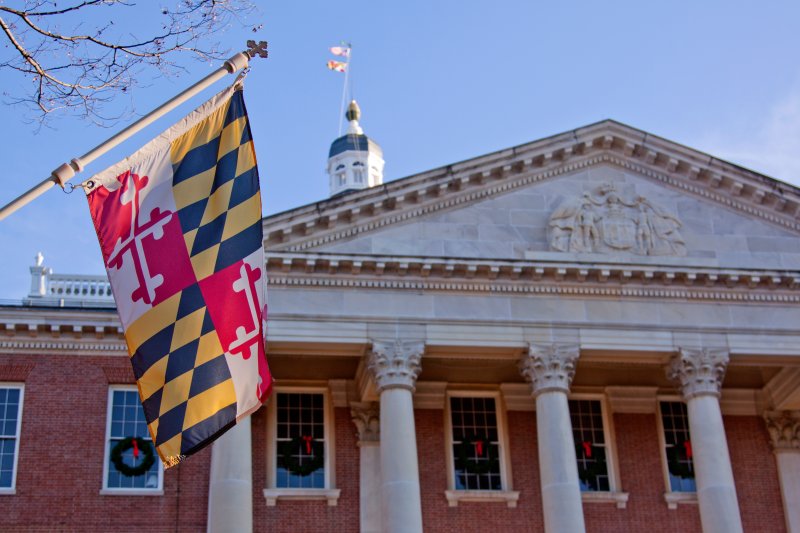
[85,83,273,469]
[330,46,350,57]
[327,60,348,73]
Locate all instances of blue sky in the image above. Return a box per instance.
[2,1,800,299]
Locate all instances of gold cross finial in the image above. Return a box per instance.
[246,40,269,59]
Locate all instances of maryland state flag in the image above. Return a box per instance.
[85,83,273,468]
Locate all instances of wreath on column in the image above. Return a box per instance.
[454,432,499,475]
[110,436,156,477]
[666,440,694,479]
[278,436,325,477]
[574,441,606,488]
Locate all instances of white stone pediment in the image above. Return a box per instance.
[264,121,800,270]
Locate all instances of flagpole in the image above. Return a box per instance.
[337,46,352,136]
[0,40,269,222]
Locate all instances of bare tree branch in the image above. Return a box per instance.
[0,0,261,124]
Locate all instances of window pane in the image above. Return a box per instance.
[0,387,22,489]
[660,401,695,492]
[569,399,610,492]
[106,389,160,490]
[450,397,502,491]
[275,393,326,488]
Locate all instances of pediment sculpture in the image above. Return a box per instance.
[548,183,687,256]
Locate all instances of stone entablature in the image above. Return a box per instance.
[266,252,800,303]
[764,411,800,451]
[367,340,424,392]
[668,347,730,399]
[519,343,579,395]
[263,121,800,252]
[548,182,686,256]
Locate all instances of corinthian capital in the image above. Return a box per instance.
[367,340,424,392]
[351,402,380,444]
[764,411,800,452]
[519,344,580,396]
[667,347,729,399]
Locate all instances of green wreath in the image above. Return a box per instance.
[454,432,499,475]
[278,436,325,477]
[111,437,156,477]
[666,442,694,479]
[574,441,607,489]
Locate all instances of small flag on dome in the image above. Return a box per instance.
[330,46,350,57]
[327,60,347,73]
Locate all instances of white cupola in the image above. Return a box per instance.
[327,100,384,197]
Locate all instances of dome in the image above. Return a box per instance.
[328,134,383,158]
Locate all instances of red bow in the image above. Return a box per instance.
[474,439,484,457]
[302,436,313,454]
[132,438,140,459]
[683,440,692,459]
[582,441,592,458]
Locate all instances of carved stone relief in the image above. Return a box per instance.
[548,182,686,256]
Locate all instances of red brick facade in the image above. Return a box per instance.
[0,353,786,532]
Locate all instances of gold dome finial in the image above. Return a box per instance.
[345,100,361,122]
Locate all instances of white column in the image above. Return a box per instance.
[668,348,743,533]
[519,344,586,533]
[352,402,381,533]
[764,411,800,533]
[207,418,253,533]
[368,340,424,533]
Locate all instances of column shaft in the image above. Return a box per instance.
[360,443,382,533]
[207,418,253,533]
[380,388,423,533]
[536,391,586,533]
[685,395,742,533]
[775,451,800,533]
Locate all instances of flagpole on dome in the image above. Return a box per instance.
[327,41,352,136]
[0,40,269,222]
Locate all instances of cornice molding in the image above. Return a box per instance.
[266,252,800,304]
[264,123,800,251]
[0,338,127,355]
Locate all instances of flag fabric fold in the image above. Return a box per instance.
[329,46,350,57]
[85,83,273,469]
[326,60,348,73]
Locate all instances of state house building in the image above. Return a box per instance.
[1,103,799,533]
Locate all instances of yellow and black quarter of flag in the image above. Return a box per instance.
[87,86,273,468]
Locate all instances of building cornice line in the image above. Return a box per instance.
[267,276,799,304]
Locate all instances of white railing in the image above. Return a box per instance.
[45,274,113,301]
[25,254,114,306]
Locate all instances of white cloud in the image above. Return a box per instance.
[695,89,800,187]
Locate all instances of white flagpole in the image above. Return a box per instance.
[337,45,352,136]
[0,41,268,222]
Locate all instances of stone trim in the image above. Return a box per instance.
[367,340,424,392]
[444,490,520,508]
[519,344,579,395]
[663,491,698,510]
[764,411,800,451]
[582,491,630,509]
[262,488,341,507]
[667,348,730,399]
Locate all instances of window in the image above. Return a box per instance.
[353,169,365,183]
[275,392,326,488]
[659,401,695,492]
[444,393,518,507]
[103,387,162,493]
[335,164,346,187]
[0,385,23,492]
[569,399,610,492]
[264,388,338,505]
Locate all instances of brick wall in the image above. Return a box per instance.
[0,352,787,532]
[0,353,209,533]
